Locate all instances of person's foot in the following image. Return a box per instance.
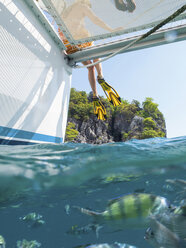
[92,96,107,121]
[97,76,105,84]
[126,0,136,12]
[97,78,121,107]
[114,0,128,12]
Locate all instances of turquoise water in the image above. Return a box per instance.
[0,137,186,247]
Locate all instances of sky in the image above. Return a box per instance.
[71,39,186,138]
[42,0,186,138]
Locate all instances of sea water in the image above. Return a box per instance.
[0,137,186,248]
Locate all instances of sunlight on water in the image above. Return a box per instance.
[0,137,186,248]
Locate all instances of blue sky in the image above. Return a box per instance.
[42,2,186,138]
[71,40,186,138]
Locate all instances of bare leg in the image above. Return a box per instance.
[82,60,107,120]
[93,58,103,79]
[82,60,98,96]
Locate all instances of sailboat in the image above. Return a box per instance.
[0,0,185,144]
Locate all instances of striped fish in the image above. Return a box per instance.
[77,193,170,228]
[0,236,5,248]
[74,242,138,248]
[145,217,186,248]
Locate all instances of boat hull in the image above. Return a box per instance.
[0,0,72,144]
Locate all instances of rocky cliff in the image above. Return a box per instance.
[65,88,166,144]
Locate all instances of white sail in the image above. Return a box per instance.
[36,0,66,15]
[0,0,71,144]
[40,0,186,44]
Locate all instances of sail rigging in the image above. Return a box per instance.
[72,4,186,68]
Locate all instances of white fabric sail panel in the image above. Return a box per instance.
[40,0,186,44]
[37,0,65,14]
[0,0,72,144]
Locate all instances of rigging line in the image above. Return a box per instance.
[73,4,186,69]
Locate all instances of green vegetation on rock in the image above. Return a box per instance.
[66,89,166,143]
[116,102,138,122]
[143,117,156,129]
[141,129,165,139]
[140,115,166,139]
[137,97,163,120]
[65,122,79,142]
[122,132,129,141]
[68,88,93,121]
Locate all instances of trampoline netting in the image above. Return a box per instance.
[37,0,186,45]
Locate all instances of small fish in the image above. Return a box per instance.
[20,212,45,227]
[0,235,5,248]
[16,239,41,248]
[65,204,70,215]
[67,223,102,238]
[76,193,170,228]
[172,202,186,216]
[21,212,43,222]
[145,217,186,248]
[159,204,186,240]
[74,242,138,248]
[166,179,186,188]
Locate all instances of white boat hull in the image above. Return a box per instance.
[0,0,72,144]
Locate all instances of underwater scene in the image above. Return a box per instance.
[0,137,186,248]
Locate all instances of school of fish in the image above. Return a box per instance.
[75,181,186,248]
[1,180,186,247]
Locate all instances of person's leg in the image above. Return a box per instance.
[82,60,107,120]
[94,59,122,107]
[93,58,103,79]
[82,60,98,96]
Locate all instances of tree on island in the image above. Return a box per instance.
[65,88,166,143]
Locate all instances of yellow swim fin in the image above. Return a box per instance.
[93,96,106,121]
[98,78,121,107]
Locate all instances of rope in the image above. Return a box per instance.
[121,0,165,34]
[74,4,186,69]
